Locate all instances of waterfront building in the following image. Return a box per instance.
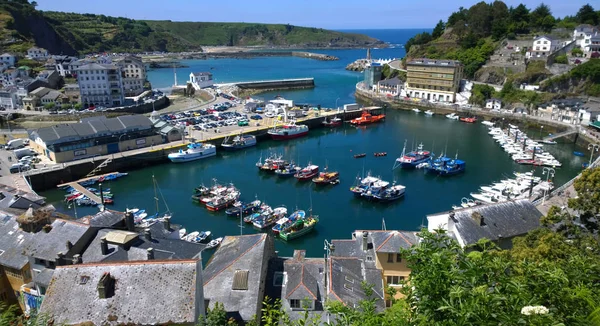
[116,55,147,97]
[26,47,48,60]
[203,234,276,324]
[426,199,542,249]
[0,53,16,67]
[152,119,184,142]
[52,55,79,77]
[22,87,52,110]
[536,98,586,124]
[485,98,502,110]
[377,77,402,96]
[406,58,463,102]
[39,259,204,325]
[189,72,214,89]
[363,63,383,90]
[28,115,163,163]
[75,63,125,108]
[40,90,66,107]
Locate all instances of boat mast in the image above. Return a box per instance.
[382,217,387,231]
[153,175,159,216]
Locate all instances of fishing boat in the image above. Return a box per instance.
[272,210,305,235]
[373,183,406,202]
[183,231,200,242]
[361,179,390,201]
[268,120,309,140]
[225,200,262,217]
[103,198,114,205]
[374,152,387,157]
[322,116,342,127]
[424,110,434,116]
[206,191,241,211]
[354,153,366,158]
[280,214,319,241]
[349,110,385,126]
[274,162,300,177]
[206,237,223,249]
[168,143,216,163]
[573,151,585,157]
[393,141,433,169]
[312,171,340,185]
[433,158,466,176]
[412,108,421,113]
[221,134,257,150]
[258,154,286,172]
[193,184,210,196]
[446,113,459,120]
[253,206,288,229]
[244,204,272,224]
[294,164,319,180]
[350,175,380,197]
[197,231,212,242]
[460,117,477,123]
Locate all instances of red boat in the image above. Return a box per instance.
[374,152,387,157]
[294,165,319,180]
[322,116,342,127]
[103,198,114,205]
[349,110,385,125]
[206,192,240,211]
[460,117,477,123]
[515,159,543,166]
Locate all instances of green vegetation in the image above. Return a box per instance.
[554,54,568,64]
[470,78,553,107]
[405,2,599,79]
[381,64,407,81]
[512,60,552,85]
[0,1,382,54]
[572,47,584,57]
[542,59,600,96]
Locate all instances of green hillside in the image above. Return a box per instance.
[0,1,383,55]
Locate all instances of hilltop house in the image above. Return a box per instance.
[189,72,213,89]
[26,47,48,60]
[527,36,560,58]
[0,53,16,68]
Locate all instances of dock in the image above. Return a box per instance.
[215,78,314,90]
[57,172,122,204]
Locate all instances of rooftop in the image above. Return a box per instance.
[328,257,385,311]
[193,71,212,77]
[407,58,462,67]
[534,35,558,41]
[39,259,202,325]
[23,218,91,261]
[75,63,119,71]
[0,213,33,270]
[378,77,403,86]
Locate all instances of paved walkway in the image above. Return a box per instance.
[387,60,406,72]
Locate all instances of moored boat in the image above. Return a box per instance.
[460,117,477,123]
[268,121,309,140]
[373,184,406,202]
[168,143,216,163]
[424,110,434,116]
[446,113,459,120]
[206,237,223,249]
[350,175,380,197]
[322,116,342,127]
[349,110,385,126]
[294,164,319,180]
[225,200,261,216]
[312,171,340,185]
[275,162,300,177]
[354,153,366,158]
[221,134,257,150]
[393,142,433,169]
[206,191,240,211]
[272,210,305,234]
[253,206,287,229]
[280,214,319,241]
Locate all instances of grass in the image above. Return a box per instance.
[0,133,28,145]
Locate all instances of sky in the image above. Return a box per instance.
[35,0,592,29]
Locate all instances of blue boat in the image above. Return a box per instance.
[574,151,585,157]
[422,154,452,173]
[225,200,262,217]
[274,163,300,177]
[434,159,466,176]
[393,141,433,169]
[272,210,305,234]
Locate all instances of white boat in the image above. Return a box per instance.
[206,237,223,249]
[446,113,459,120]
[471,192,505,204]
[196,231,212,242]
[412,108,421,113]
[424,110,434,116]
[183,231,200,242]
[221,134,257,150]
[267,121,309,140]
[540,140,557,145]
[127,208,140,214]
[481,121,495,127]
[179,228,187,239]
[168,143,217,163]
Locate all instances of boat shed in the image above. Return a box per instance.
[427,199,542,249]
[39,259,204,325]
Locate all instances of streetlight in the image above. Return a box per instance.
[539,125,544,140]
[588,143,600,167]
[335,98,340,111]
[542,167,555,204]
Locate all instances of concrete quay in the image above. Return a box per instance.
[22,107,381,192]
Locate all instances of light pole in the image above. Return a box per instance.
[542,167,555,204]
[539,125,544,140]
[588,143,600,167]
[335,98,340,111]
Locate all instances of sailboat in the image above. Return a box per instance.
[138,175,173,228]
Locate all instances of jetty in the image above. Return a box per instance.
[57,172,122,205]
[215,78,314,90]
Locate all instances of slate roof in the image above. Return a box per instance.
[78,209,124,228]
[378,77,403,86]
[39,259,202,325]
[428,199,542,246]
[408,58,462,67]
[74,63,118,71]
[203,233,274,322]
[41,90,61,101]
[284,251,322,301]
[0,213,33,270]
[30,115,154,145]
[23,219,91,261]
[369,230,419,253]
[193,72,212,77]
[328,257,385,311]
[534,35,558,41]
[82,228,204,263]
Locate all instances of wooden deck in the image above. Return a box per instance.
[57,172,121,205]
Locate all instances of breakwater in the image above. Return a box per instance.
[191,51,338,61]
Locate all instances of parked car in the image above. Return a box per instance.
[250,115,263,120]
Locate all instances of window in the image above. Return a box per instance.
[386,276,405,285]
[385,299,392,308]
[273,272,284,287]
[366,256,373,262]
[396,254,402,263]
[290,299,301,309]
[387,253,394,263]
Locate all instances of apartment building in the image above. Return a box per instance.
[406,58,463,102]
[116,56,147,96]
[75,63,124,108]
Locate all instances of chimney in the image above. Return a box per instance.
[147,248,154,260]
[471,212,485,226]
[66,240,73,251]
[144,229,152,241]
[72,254,82,264]
[99,183,105,212]
[97,273,115,299]
[125,211,135,231]
[449,212,457,223]
[362,231,369,251]
[100,237,109,255]
[56,252,65,266]
[163,217,170,231]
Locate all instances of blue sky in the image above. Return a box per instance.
[35,0,592,29]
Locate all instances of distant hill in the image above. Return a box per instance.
[0,1,383,55]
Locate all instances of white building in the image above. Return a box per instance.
[573,24,597,40]
[0,69,19,86]
[27,47,48,60]
[189,72,213,89]
[0,87,18,109]
[485,98,502,110]
[116,56,147,96]
[527,36,560,58]
[76,63,125,108]
[0,53,16,67]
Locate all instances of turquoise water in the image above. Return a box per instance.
[41,29,587,257]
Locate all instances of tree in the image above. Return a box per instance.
[576,4,598,25]
[530,3,553,31]
[554,54,568,64]
[74,103,82,110]
[197,302,236,326]
[568,167,600,216]
[44,102,56,110]
[467,2,493,37]
[572,47,584,57]
[30,1,37,8]
[432,20,445,39]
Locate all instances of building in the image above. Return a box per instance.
[528,36,560,58]
[35,70,62,89]
[427,199,542,249]
[377,77,402,96]
[28,115,163,163]
[0,53,16,67]
[536,98,586,124]
[26,47,48,60]
[40,90,66,107]
[116,55,147,96]
[203,234,276,324]
[589,34,600,54]
[280,250,326,322]
[0,213,34,310]
[38,259,204,325]
[363,63,383,90]
[0,68,19,86]
[573,24,598,40]
[485,98,502,110]
[152,119,183,142]
[63,83,80,103]
[21,87,52,110]
[0,87,18,109]
[52,55,78,77]
[75,63,125,108]
[406,59,464,102]
[189,72,214,89]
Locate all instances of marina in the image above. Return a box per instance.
[41,109,588,257]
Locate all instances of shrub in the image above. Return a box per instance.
[554,54,568,64]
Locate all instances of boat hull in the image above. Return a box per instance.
[280,224,315,241]
[269,130,309,140]
[168,151,216,163]
[221,142,256,150]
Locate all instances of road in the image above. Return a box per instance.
[387,60,407,72]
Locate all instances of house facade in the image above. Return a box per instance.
[0,53,16,67]
[116,56,147,96]
[485,98,502,110]
[76,63,125,108]
[0,87,18,109]
[189,72,214,89]
[26,47,48,60]
[406,59,463,103]
[527,36,560,58]
[377,77,402,96]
